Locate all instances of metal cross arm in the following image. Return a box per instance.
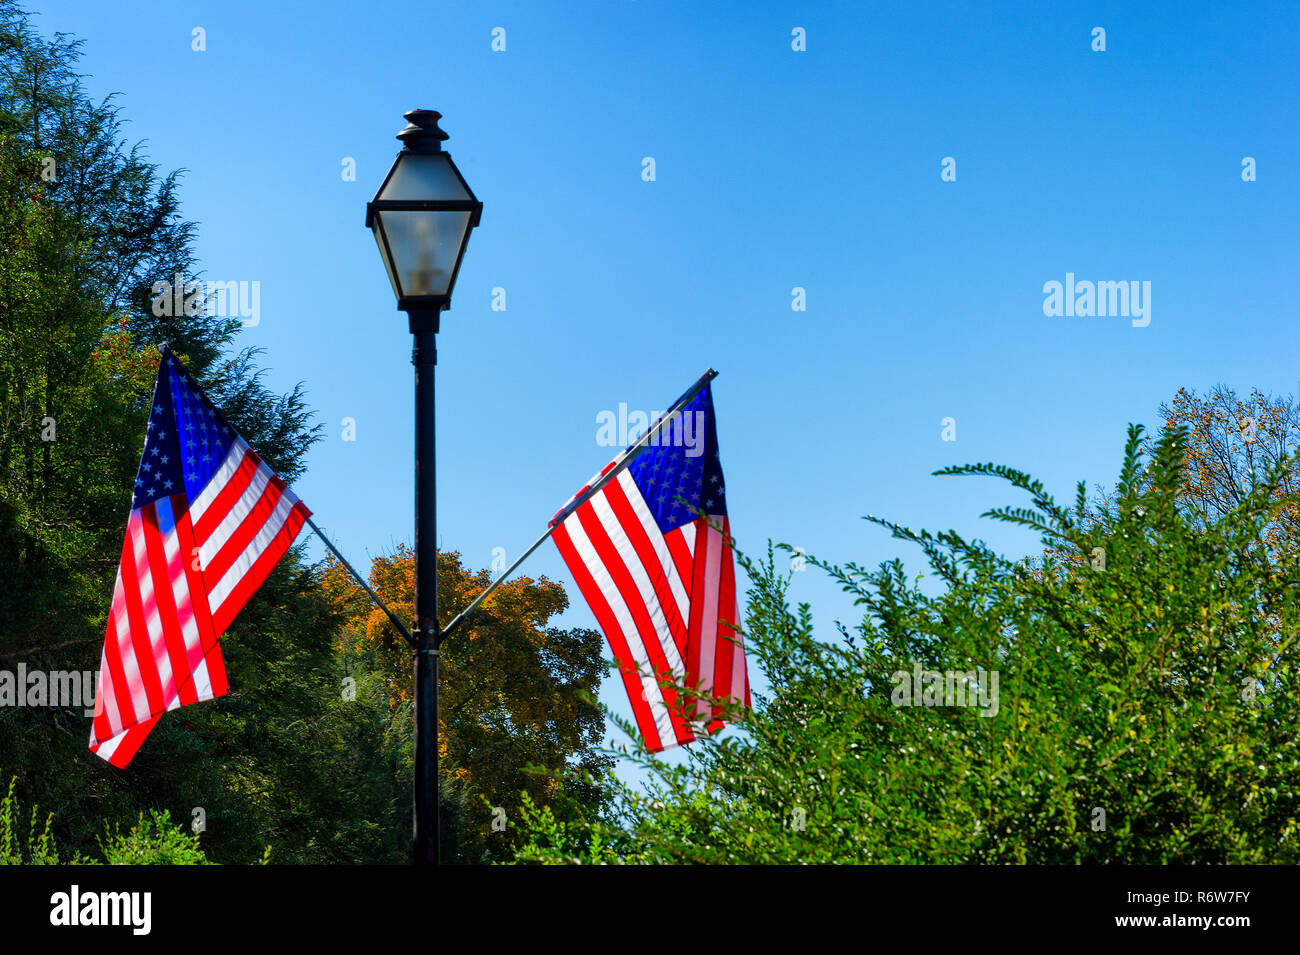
[305,517,417,649]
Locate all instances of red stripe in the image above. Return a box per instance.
[102,717,159,768]
[604,478,689,652]
[203,642,228,698]
[711,521,736,711]
[550,460,619,525]
[575,500,692,746]
[192,448,261,544]
[92,652,114,743]
[203,478,287,584]
[664,529,694,598]
[118,510,166,717]
[209,500,308,636]
[717,517,747,708]
[685,516,710,721]
[98,606,133,737]
[173,504,225,694]
[553,521,665,752]
[140,505,200,708]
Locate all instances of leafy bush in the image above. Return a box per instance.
[1,777,66,864]
[99,811,212,865]
[516,424,1300,863]
[2,776,226,864]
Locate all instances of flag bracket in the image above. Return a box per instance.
[305,517,417,649]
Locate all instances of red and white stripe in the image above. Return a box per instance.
[90,437,310,767]
[552,468,748,752]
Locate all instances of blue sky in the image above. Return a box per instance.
[32,1,1300,774]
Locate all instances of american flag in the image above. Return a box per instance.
[550,376,749,752]
[89,346,311,767]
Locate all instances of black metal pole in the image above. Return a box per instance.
[411,316,439,865]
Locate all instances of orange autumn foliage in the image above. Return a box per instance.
[1160,386,1300,555]
[319,543,609,851]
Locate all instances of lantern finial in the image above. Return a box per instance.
[397,109,449,152]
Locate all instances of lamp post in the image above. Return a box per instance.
[366,108,482,865]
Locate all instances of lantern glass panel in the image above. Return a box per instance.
[376,209,472,298]
[378,152,471,202]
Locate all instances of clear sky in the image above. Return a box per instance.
[30,0,1300,774]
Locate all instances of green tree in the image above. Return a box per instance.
[0,1,397,865]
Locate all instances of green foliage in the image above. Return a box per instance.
[3,775,216,864]
[99,811,210,865]
[516,424,1300,863]
[0,1,394,864]
[0,4,608,865]
[1,777,64,864]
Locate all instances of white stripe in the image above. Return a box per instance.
[129,511,176,708]
[557,459,616,513]
[716,518,747,705]
[590,490,685,680]
[189,439,250,522]
[198,457,272,567]
[208,489,296,614]
[156,500,204,677]
[729,624,748,705]
[615,470,691,631]
[679,521,696,558]
[695,524,723,716]
[99,576,128,734]
[93,643,123,739]
[190,657,214,702]
[109,563,150,726]
[563,510,676,748]
[155,497,211,702]
[93,731,123,762]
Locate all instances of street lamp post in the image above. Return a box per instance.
[366,108,482,865]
